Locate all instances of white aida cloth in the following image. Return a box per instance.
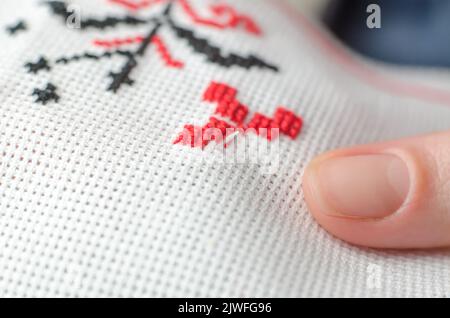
[0,0,449,297]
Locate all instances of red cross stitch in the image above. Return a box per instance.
[174,81,303,149]
[178,0,262,35]
[93,35,185,68]
[93,0,262,68]
[108,0,166,11]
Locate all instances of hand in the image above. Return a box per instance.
[302,130,450,249]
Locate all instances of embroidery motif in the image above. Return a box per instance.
[93,35,184,68]
[32,83,60,104]
[5,20,27,35]
[178,0,262,35]
[108,0,166,11]
[174,82,303,148]
[151,35,185,68]
[25,0,278,103]
[25,57,51,74]
[45,1,149,29]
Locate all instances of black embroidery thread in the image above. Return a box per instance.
[6,20,27,35]
[44,1,151,29]
[33,83,60,104]
[25,50,135,77]
[26,0,279,102]
[168,20,279,71]
[108,21,162,92]
[25,57,51,74]
[54,49,133,64]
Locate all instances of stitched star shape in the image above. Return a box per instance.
[33,83,60,104]
[25,57,51,74]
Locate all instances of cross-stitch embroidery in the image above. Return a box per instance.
[174,81,303,148]
[32,83,60,104]
[24,0,279,103]
[5,20,27,35]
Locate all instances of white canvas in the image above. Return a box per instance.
[0,0,449,297]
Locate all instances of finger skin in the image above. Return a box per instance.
[303,131,450,249]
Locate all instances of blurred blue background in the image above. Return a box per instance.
[323,0,450,68]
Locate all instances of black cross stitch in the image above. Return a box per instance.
[25,0,280,103]
[25,57,51,74]
[6,20,27,35]
[44,0,151,29]
[168,21,279,71]
[33,83,60,104]
[55,50,132,65]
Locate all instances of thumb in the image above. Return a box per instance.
[302,131,450,249]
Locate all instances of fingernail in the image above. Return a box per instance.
[305,154,410,219]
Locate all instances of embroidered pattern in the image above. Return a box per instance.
[5,20,27,35]
[108,0,166,11]
[93,35,184,68]
[24,0,278,103]
[151,35,185,68]
[45,1,149,29]
[25,57,51,74]
[178,0,261,35]
[33,83,60,104]
[173,117,235,148]
[174,82,303,148]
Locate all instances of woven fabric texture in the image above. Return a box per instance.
[0,0,449,297]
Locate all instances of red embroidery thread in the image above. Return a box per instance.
[93,36,144,48]
[247,107,303,140]
[174,81,303,148]
[173,117,236,149]
[203,82,248,125]
[93,35,184,68]
[179,0,262,35]
[152,35,185,68]
[108,0,166,11]
[209,3,262,35]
